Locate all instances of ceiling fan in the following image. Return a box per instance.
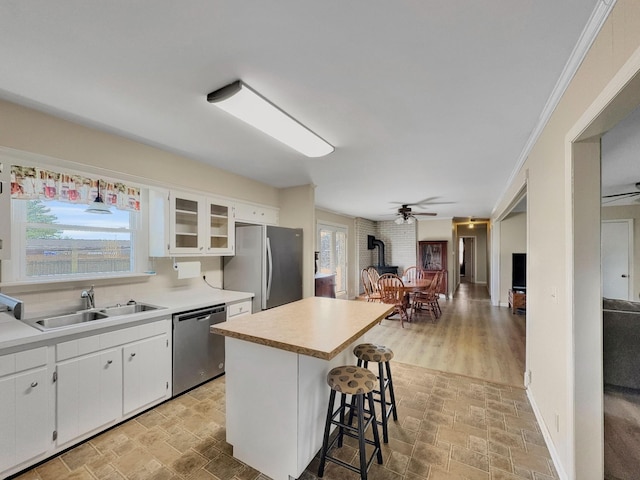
[394,204,437,224]
[602,182,640,204]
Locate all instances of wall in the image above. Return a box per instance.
[0,99,316,310]
[315,209,357,299]
[376,221,417,275]
[279,185,316,299]
[355,218,377,294]
[602,204,640,300]
[491,1,640,477]
[500,212,527,306]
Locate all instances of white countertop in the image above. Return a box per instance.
[0,286,253,354]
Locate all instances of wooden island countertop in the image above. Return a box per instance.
[211,297,393,360]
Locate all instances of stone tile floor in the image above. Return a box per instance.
[13,362,557,480]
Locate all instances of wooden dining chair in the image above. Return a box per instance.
[377,273,408,328]
[367,267,381,293]
[412,269,441,320]
[402,266,419,313]
[361,268,381,302]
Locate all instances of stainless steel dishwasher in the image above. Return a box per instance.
[172,304,226,396]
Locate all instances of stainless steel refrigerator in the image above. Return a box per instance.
[223,225,303,312]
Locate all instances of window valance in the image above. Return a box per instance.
[10,165,140,212]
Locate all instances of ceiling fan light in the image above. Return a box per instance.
[394,216,404,225]
[207,80,334,158]
[406,216,415,224]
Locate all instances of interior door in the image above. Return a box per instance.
[602,220,633,300]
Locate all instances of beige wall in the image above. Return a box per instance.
[0,99,319,310]
[492,1,640,476]
[602,205,640,299]
[499,212,527,306]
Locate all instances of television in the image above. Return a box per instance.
[512,253,526,291]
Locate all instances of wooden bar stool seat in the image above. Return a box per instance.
[352,343,398,443]
[318,366,383,480]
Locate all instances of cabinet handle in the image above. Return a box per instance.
[107,360,113,365]
[130,352,136,357]
[622,274,629,278]
[30,381,38,388]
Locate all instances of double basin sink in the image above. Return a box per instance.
[33,302,164,331]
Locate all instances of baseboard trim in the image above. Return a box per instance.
[526,388,568,480]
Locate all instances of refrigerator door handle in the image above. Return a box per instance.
[266,236,273,302]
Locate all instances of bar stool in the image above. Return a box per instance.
[318,365,383,480]
[352,343,398,443]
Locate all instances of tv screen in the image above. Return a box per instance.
[512,253,526,291]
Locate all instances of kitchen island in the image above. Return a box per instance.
[211,297,392,480]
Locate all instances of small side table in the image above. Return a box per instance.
[509,289,526,314]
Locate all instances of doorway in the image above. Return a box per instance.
[459,237,475,283]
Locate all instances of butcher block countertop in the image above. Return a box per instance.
[211,297,393,360]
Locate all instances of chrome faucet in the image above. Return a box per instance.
[81,285,95,310]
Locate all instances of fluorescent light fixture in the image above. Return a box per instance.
[207,80,334,158]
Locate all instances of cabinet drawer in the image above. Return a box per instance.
[234,202,279,225]
[227,301,252,319]
[0,347,47,376]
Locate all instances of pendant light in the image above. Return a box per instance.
[85,179,112,214]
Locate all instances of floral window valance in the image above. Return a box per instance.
[10,165,140,212]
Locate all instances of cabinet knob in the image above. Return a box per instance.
[130,352,136,357]
[107,360,113,365]
[30,381,38,388]
[622,274,629,278]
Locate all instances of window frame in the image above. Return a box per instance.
[316,221,348,298]
[3,174,149,285]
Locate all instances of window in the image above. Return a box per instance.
[10,199,142,280]
[317,222,347,297]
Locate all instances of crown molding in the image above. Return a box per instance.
[493,0,617,216]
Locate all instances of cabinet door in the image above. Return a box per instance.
[15,368,50,465]
[123,335,169,415]
[169,192,204,254]
[56,349,122,445]
[0,368,50,471]
[205,197,234,255]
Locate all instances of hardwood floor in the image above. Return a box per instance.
[365,281,526,387]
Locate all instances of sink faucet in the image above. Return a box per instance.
[81,285,95,310]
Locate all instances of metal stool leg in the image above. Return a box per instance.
[367,391,383,464]
[356,394,368,480]
[378,361,389,443]
[318,389,336,478]
[385,361,398,421]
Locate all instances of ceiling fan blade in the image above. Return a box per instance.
[602,191,639,198]
[413,212,437,216]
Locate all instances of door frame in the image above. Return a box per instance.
[459,236,476,283]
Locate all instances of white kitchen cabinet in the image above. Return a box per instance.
[0,347,50,474]
[234,200,279,226]
[149,189,234,256]
[123,334,170,415]
[227,300,252,320]
[56,348,122,446]
[54,319,171,447]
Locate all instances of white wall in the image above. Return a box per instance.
[491,1,640,476]
[500,212,527,306]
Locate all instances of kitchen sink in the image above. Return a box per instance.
[31,302,165,331]
[101,303,161,316]
[35,310,109,330]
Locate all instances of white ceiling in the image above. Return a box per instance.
[0,1,602,221]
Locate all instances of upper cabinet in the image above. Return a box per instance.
[234,200,279,226]
[149,190,234,256]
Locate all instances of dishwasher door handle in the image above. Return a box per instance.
[196,314,212,322]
